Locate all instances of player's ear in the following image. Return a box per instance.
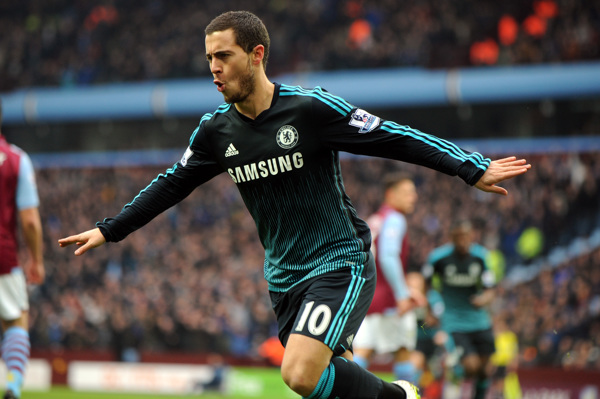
[251,45,265,66]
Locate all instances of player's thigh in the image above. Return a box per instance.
[281,333,335,387]
[451,331,477,360]
[452,331,485,374]
[0,268,29,323]
[473,328,496,358]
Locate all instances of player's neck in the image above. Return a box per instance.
[234,75,274,120]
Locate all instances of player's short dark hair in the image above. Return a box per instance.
[383,172,413,192]
[205,11,270,72]
[451,219,473,233]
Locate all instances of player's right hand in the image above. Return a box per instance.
[58,228,106,256]
[409,286,428,308]
[397,287,428,315]
[25,259,45,284]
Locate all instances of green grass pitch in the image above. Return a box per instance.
[21,367,395,399]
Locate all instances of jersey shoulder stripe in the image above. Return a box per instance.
[280,84,351,108]
[469,243,490,266]
[428,243,455,265]
[380,121,490,170]
[381,121,490,169]
[190,103,233,144]
[279,84,353,116]
[121,164,178,210]
[189,125,201,146]
[385,125,488,166]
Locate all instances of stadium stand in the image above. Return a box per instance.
[1,0,599,90]
[20,150,600,370]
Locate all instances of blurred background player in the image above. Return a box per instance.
[0,99,45,399]
[423,220,496,399]
[354,174,427,386]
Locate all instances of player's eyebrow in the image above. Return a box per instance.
[206,50,230,60]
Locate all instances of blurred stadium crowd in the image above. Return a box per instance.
[25,152,600,371]
[1,0,599,90]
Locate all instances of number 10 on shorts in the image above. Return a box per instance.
[295,301,332,336]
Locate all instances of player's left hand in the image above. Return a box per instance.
[470,289,495,307]
[475,156,531,195]
[470,295,486,308]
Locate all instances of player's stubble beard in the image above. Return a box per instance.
[224,57,255,104]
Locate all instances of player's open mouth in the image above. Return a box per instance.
[214,80,225,92]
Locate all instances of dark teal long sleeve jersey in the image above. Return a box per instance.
[423,243,495,333]
[97,83,490,292]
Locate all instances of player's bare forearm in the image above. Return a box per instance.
[475,156,531,195]
[58,227,106,256]
[471,288,495,308]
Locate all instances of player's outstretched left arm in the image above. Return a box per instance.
[475,156,531,196]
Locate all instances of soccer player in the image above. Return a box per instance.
[423,220,496,399]
[489,315,520,399]
[58,11,530,399]
[0,99,45,399]
[353,174,426,385]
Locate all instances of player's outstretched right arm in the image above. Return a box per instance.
[58,228,106,256]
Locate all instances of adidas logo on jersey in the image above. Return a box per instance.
[346,334,354,347]
[225,143,239,157]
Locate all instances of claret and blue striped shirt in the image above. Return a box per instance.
[97,83,490,292]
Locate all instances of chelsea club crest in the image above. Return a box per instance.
[276,125,299,149]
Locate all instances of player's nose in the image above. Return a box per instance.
[210,60,222,75]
